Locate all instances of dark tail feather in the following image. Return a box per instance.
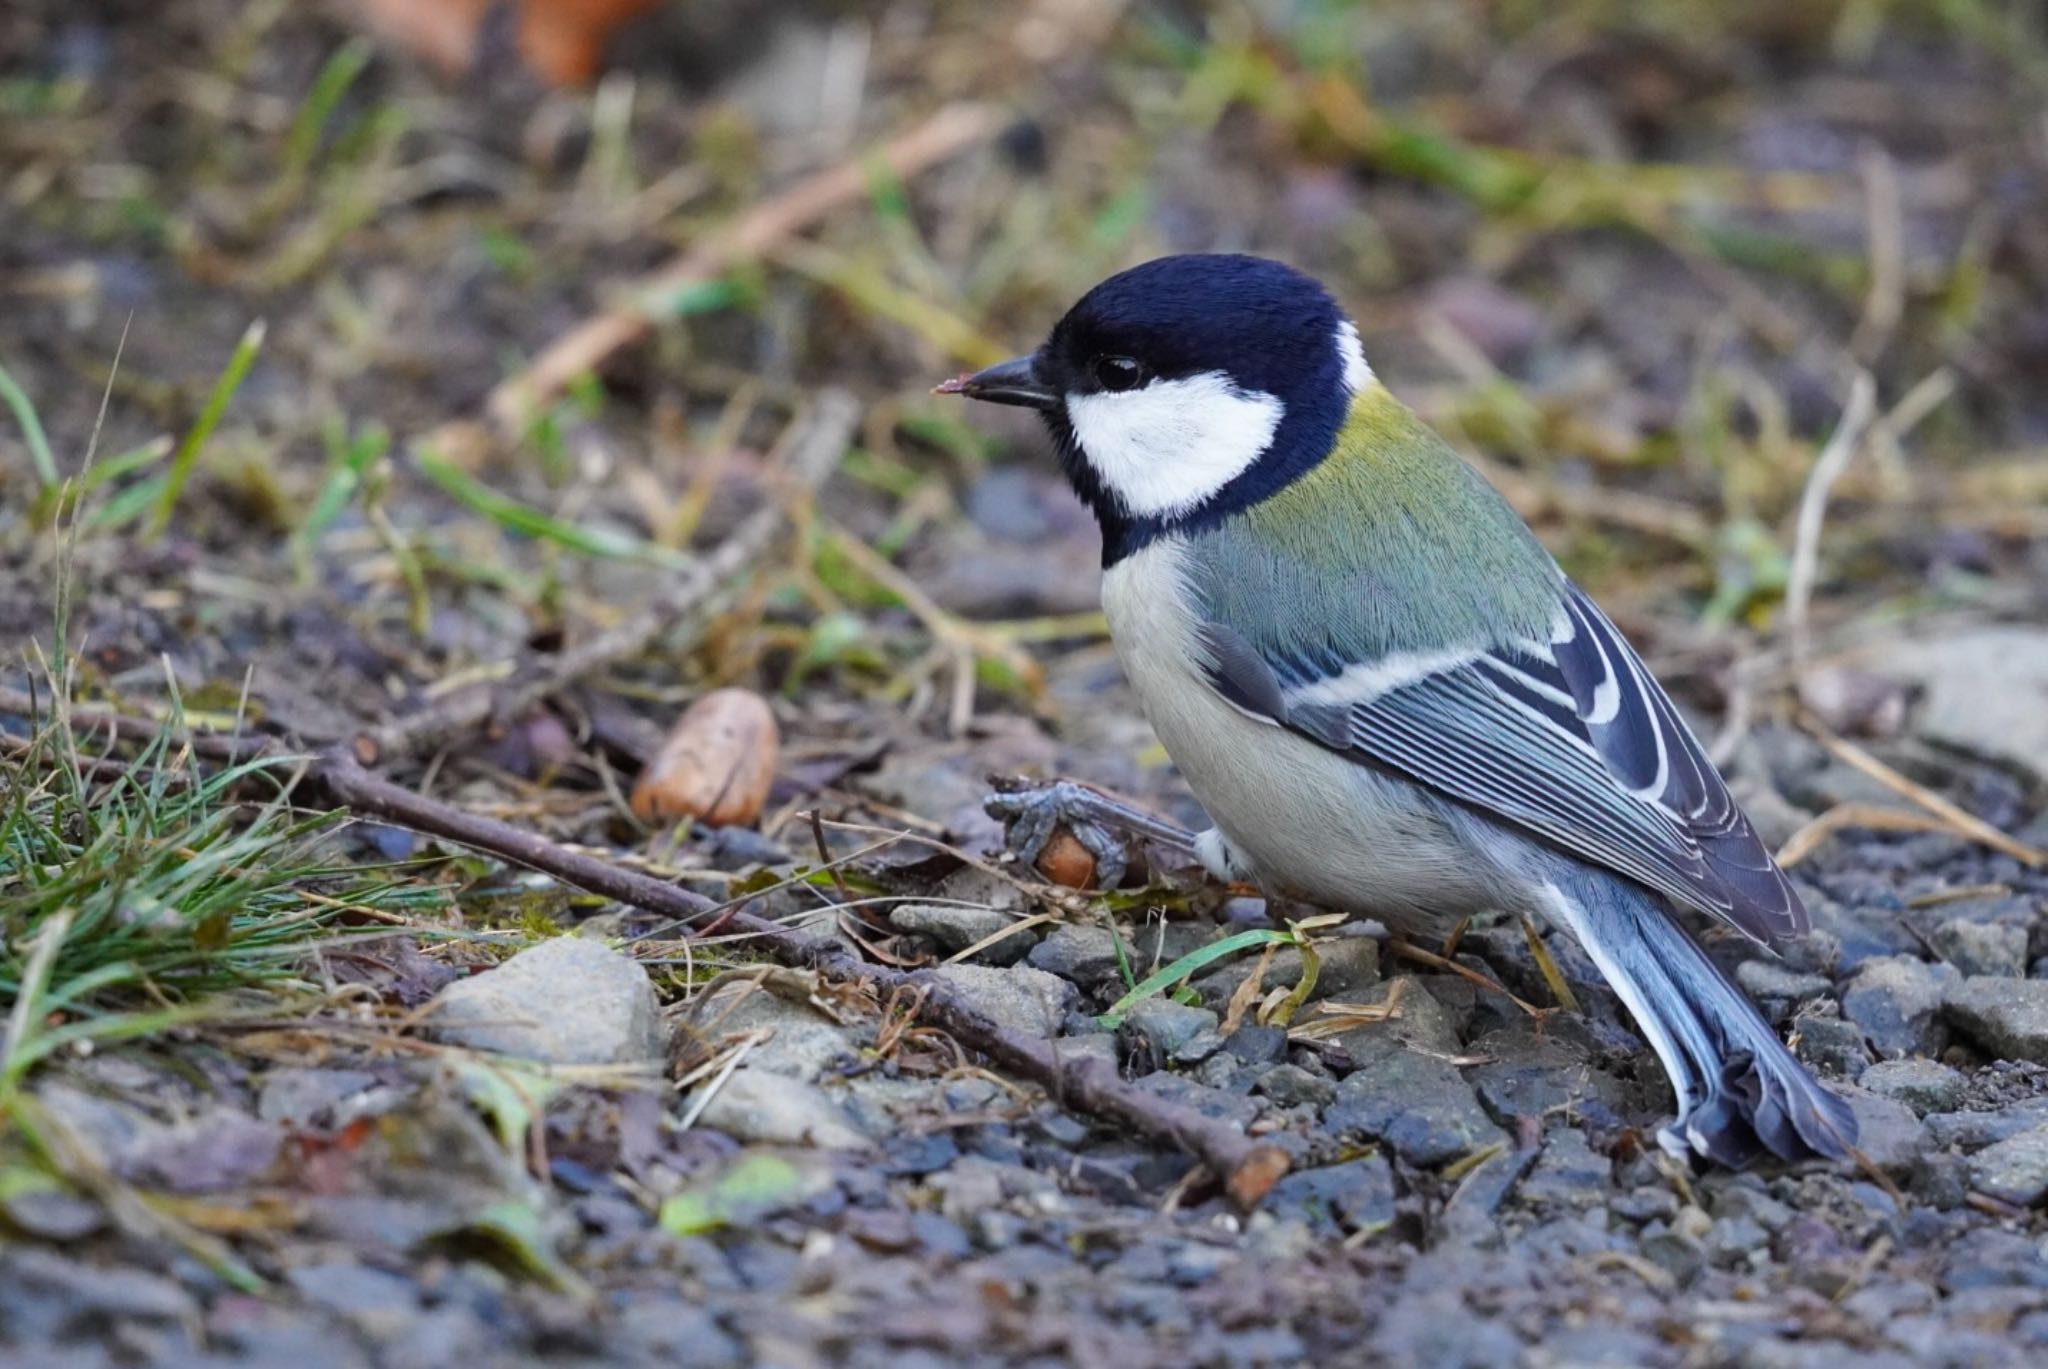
[1541,869,1857,1167]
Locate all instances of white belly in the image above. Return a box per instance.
[1101,540,1514,931]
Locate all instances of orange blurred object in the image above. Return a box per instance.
[630,688,781,828]
[354,0,661,86]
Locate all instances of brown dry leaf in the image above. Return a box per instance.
[631,688,780,827]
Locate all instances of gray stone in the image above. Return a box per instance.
[1966,1123,2048,1206]
[1932,919,2029,979]
[1325,976,1464,1069]
[1267,1152,1394,1234]
[1840,1088,1930,1173]
[1881,627,2048,784]
[284,1262,420,1336]
[1058,1031,1119,1070]
[1222,1024,1288,1065]
[1927,1097,2048,1150]
[1705,1213,1771,1268]
[1910,1151,1971,1210]
[1171,1027,1227,1065]
[1518,1127,1610,1211]
[693,981,855,1082]
[1945,976,2048,1064]
[1255,1063,1337,1109]
[1735,959,1832,1016]
[1465,1025,1629,1126]
[1840,956,1956,1058]
[34,1083,281,1195]
[1134,1071,1261,1127]
[1121,998,1217,1060]
[258,1068,381,1124]
[1792,1011,1872,1078]
[1639,1219,1706,1285]
[1325,1049,1507,1167]
[890,903,1032,965]
[1026,923,1123,985]
[427,936,665,1065]
[930,964,1073,1038]
[0,1246,198,1344]
[1859,1058,1967,1115]
[691,1067,870,1149]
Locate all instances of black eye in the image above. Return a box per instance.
[1092,355,1148,392]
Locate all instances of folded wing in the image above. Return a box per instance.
[1196,580,1804,943]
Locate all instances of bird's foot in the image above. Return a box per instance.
[984,778,1197,890]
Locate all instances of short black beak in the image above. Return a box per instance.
[933,355,1059,411]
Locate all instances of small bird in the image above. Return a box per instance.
[938,254,1855,1167]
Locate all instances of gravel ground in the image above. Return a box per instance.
[6,685,2047,1367]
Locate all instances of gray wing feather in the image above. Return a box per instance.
[1195,581,1804,943]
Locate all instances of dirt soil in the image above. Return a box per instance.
[4,2,2048,1366]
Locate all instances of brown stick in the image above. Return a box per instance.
[484,103,1002,437]
[308,749,1287,1206]
[0,710,1290,1209]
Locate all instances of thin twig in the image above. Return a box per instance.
[1793,714,2046,867]
[307,751,1290,1207]
[1784,371,1877,674]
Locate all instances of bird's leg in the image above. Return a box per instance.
[984,778,1198,889]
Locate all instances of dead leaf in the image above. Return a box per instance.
[631,688,780,827]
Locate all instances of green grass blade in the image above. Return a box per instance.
[147,320,266,541]
[417,452,692,568]
[0,357,58,488]
[1097,928,1293,1028]
[279,39,374,194]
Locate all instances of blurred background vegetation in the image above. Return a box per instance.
[4,1,2044,663]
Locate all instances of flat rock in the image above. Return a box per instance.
[1926,1097,2048,1150]
[1841,1088,1931,1174]
[889,903,1032,965]
[1966,1123,2048,1206]
[1465,1025,1629,1127]
[1881,627,2048,784]
[1792,1010,1872,1078]
[1122,998,1218,1060]
[1945,977,2048,1064]
[1930,920,2029,979]
[427,937,665,1065]
[691,1067,870,1150]
[1133,1071,1261,1128]
[930,964,1073,1038]
[1255,1063,1337,1109]
[1735,960,1833,1023]
[1841,956,1957,1058]
[1324,1049,1507,1167]
[1025,923,1123,985]
[693,982,857,1082]
[1517,1127,1611,1212]
[1324,976,1465,1070]
[1267,1152,1394,1234]
[1859,1058,1968,1115]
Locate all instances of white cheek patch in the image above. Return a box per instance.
[1065,371,1284,520]
[1336,320,1374,393]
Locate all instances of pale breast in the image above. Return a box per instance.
[1100,538,1516,931]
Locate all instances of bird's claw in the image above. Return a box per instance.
[984,781,1130,889]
